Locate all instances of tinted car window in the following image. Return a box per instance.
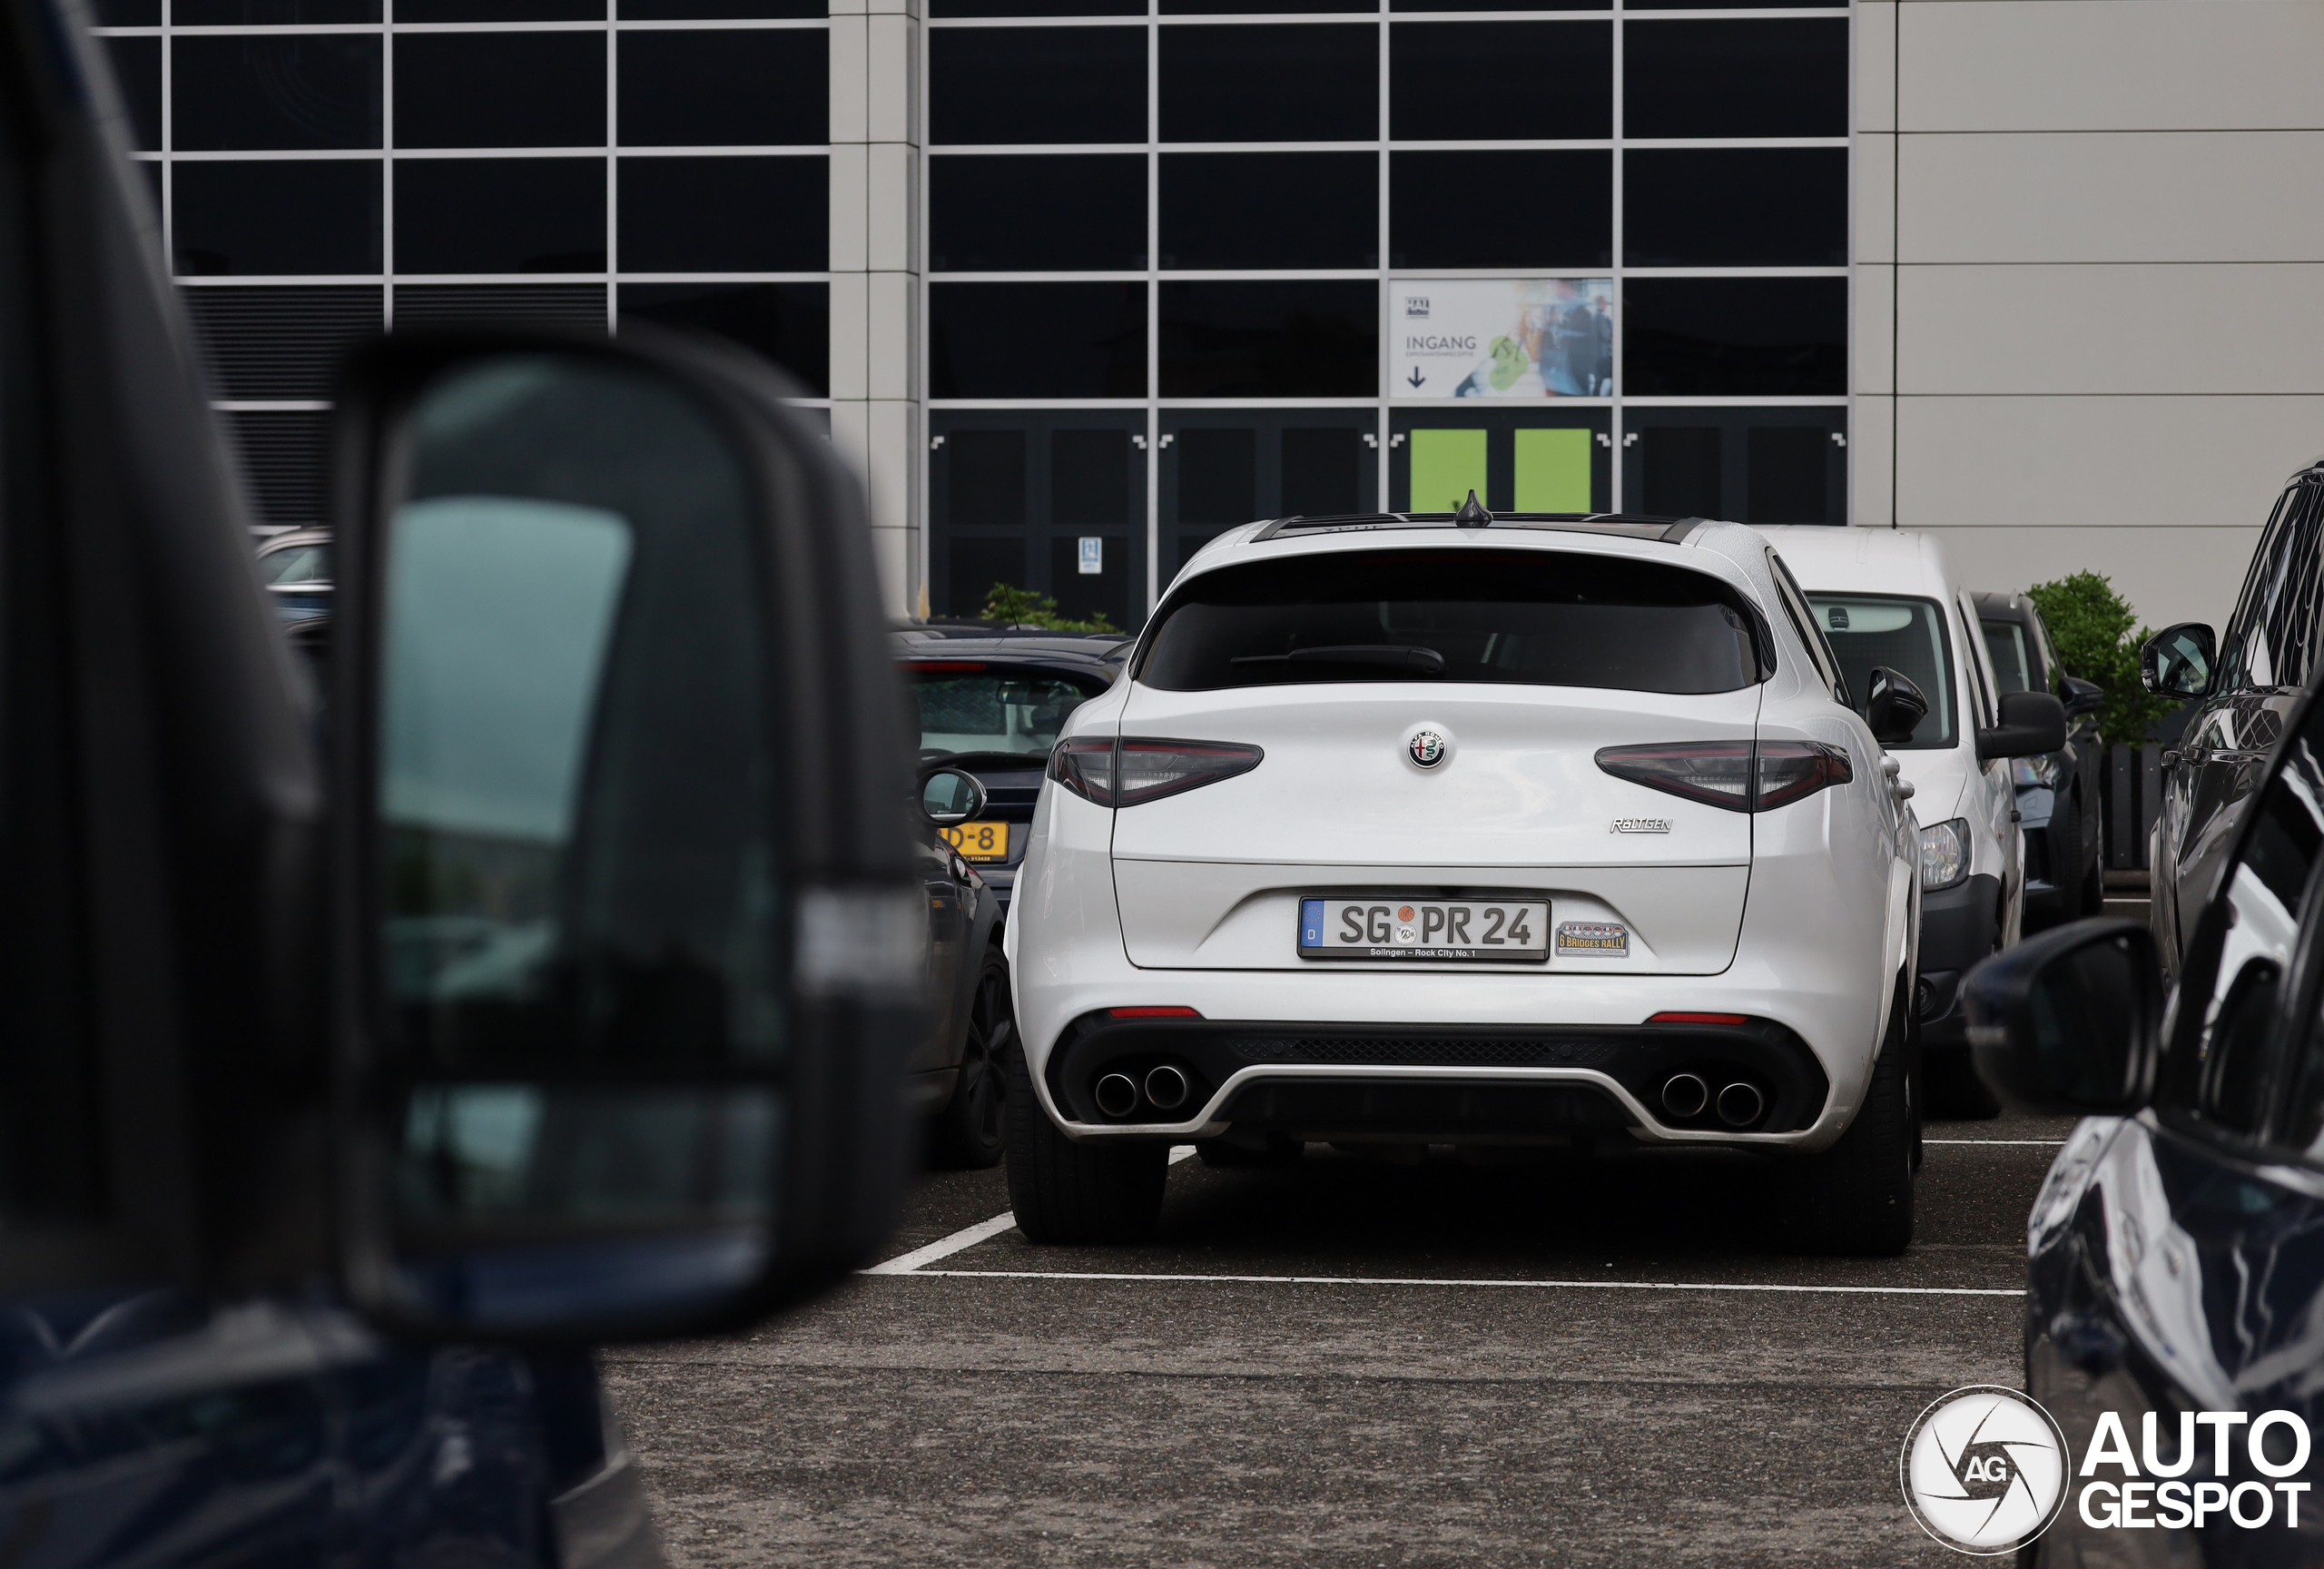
[261,542,332,584]
[911,667,1102,760]
[1804,593,1955,747]
[2028,606,2063,694]
[1767,550,1846,704]
[1982,618,2031,695]
[1137,548,1765,695]
[2220,479,2324,693]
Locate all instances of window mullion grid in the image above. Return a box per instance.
[1146,0,1159,615]
[1375,0,1388,512]
[383,0,395,330]
[160,0,171,269]
[918,15,932,617]
[1609,0,1624,510]
[1845,0,1856,525]
[606,9,617,331]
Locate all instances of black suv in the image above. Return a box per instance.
[1974,590,2106,929]
[2140,455,2324,978]
[897,621,1131,917]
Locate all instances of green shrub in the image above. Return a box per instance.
[2022,570,2180,745]
[977,583,1120,635]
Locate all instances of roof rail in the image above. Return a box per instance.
[1246,510,1703,544]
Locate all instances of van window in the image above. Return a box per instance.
[1803,593,1956,748]
[1137,549,1768,695]
[1957,596,1998,728]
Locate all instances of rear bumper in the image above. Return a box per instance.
[1044,1013,1832,1148]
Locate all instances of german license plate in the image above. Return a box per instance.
[940,821,1009,862]
[1297,897,1551,962]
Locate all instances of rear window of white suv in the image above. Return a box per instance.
[1137,548,1768,694]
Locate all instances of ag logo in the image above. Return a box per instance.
[1407,729,1448,768]
[1901,1386,2071,1554]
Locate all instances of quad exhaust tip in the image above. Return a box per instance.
[1145,1064,1191,1112]
[1094,1072,1140,1119]
[1660,1072,1709,1120]
[1717,1081,1765,1127]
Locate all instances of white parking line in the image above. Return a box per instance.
[891,1270,2023,1298]
[862,1145,1198,1275]
[862,1211,1022,1275]
[1924,1140,2067,1146]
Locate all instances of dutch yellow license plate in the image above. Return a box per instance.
[941,821,1009,862]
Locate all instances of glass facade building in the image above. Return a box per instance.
[98,0,1855,629]
[97,0,832,531]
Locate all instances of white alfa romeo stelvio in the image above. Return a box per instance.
[1000,505,1925,1254]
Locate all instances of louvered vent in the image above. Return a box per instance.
[182,286,384,401]
[392,285,608,330]
[223,410,330,532]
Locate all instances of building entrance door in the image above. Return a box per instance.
[1159,410,1379,585]
[1620,408,1847,525]
[1388,408,1612,515]
[930,411,1148,630]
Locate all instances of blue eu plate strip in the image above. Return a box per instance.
[1299,898,1325,949]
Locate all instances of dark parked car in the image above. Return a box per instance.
[1965,662,2324,1565]
[1975,590,2106,928]
[896,620,1132,917]
[2142,455,2324,980]
[912,763,1009,1167]
[3,5,920,1564]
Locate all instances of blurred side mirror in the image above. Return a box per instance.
[1865,665,1929,745]
[329,328,921,1342]
[2060,674,2104,720]
[1977,690,2069,761]
[921,765,988,825]
[2142,623,2216,698]
[1963,918,2161,1114]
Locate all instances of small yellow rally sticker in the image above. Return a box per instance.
[1555,922,1630,956]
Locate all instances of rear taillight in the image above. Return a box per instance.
[1592,741,1753,808]
[1048,737,1117,803]
[1753,740,1854,808]
[1047,737,1264,807]
[1595,740,1851,814]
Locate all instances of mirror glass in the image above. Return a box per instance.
[373,352,784,1331]
[2151,626,2212,696]
[921,768,980,822]
[2025,934,2145,1104]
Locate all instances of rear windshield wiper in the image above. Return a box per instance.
[1230,645,1446,676]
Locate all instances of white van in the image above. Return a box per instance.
[1758,527,2028,1116]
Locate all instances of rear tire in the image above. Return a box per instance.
[929,946,1011,1169]
[1005,1049,1167,1243]
[1792,979,1915,1257]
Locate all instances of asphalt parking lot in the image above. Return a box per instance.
[606,1097,2083,1565]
